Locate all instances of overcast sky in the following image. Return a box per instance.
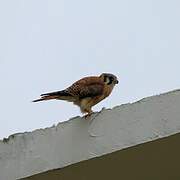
[0,0,180,138]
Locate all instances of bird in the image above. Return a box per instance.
[33,73,119,117]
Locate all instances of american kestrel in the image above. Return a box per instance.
[33,73,119,117]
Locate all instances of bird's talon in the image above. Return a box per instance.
[84,113,92,119]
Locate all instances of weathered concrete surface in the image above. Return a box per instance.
[0,89,180,180]
[23,133,180,180]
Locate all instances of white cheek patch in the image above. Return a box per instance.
[106,78,111,84]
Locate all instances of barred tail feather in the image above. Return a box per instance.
[32,95,59,102]
[32,90,74,103]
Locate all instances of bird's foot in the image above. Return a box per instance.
[84,112,93,119]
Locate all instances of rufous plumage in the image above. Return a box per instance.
[33,73,119,117]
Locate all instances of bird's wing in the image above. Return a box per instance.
[67,76,104,99]
[79,83,104,98]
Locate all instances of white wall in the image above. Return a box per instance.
[0,89,180,180]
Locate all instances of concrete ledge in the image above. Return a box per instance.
[23,132,180,180]
[0,89,180,180]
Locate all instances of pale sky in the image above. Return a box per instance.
[0,0,180,138]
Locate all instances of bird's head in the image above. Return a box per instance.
[100,73,119,86]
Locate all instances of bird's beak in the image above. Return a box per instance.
[115,80,119,84]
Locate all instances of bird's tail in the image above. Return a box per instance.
[32,90,74,102]
[32,95,58,102]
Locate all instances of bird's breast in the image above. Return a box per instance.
[103,85,113,98]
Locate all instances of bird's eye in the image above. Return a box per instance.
[109,77,114,81]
